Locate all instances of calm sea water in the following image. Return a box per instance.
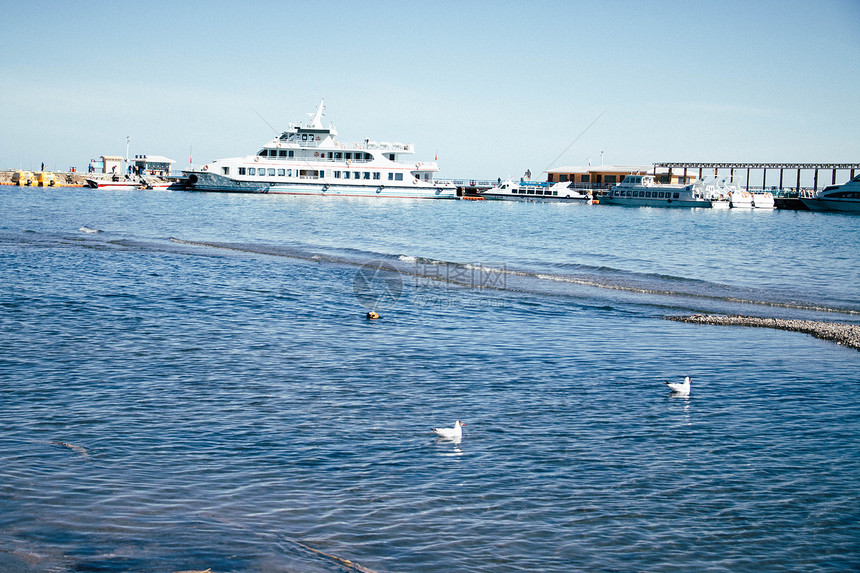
[1,186,859,572]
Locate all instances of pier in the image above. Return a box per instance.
[654,162,860,192]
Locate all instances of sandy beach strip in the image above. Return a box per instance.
[665,314,860,351]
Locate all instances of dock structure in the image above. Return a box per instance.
[653,162,860,193]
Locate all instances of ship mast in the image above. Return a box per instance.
[309,99,325,129]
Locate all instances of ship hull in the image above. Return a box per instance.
[183,171,457,199]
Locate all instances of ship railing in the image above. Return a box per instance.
[440,179,498,187]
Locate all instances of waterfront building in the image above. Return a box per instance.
[545,165,696,190]
[132,154,175,176]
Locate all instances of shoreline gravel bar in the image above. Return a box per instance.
[665,314,860,351]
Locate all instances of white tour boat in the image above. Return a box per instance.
[602,175,718,208]
[85,176,143,191]
[800,173,860,213]
[481,179,593,202]
[183,101,457,199]
[752,191,775,209]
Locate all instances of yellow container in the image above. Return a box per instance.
[36,172,57,187]
[12,171,34,186]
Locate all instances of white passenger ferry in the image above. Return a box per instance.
[602,175,717,208]
[183,101,457,199]
[482,179,593,202]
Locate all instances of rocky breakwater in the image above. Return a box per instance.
[666,314,860,351]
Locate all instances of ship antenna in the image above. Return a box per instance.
[543,108,607,173]
[253,108,279,136]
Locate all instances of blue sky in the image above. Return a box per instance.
[2,0,858,179]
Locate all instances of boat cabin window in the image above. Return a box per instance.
[278,169,285,176]
[344,172,350,179]
[335,152,342,159]
[673,192,680,199]
[374,172,381,180]
[248,168,256,175]
[279,150,288,158]
[239,167,246,175]
[222,167,229,175]
[258,150,268,157]
[345,153,352,160]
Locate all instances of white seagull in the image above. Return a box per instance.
[665,376,692,396]
[432,420,465,440]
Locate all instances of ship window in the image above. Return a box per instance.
[344,172,350,179]
[334,171,341,178]
[222,167,229,175]
[388,153,395,161]
[395,173,403,181]
[335,152,342,159]
[279,150,288,158]
[658,192,665,198]
[673,193,680,199]
[248,168,256,175]
[553,191,558,195]
[258,149,267,157]
[364,172,370,179]
[302,134,308,141]
[288,150,294,158]
[239,167,246,175]
[388,173,394,180]
[373,172,381,180]
[278,169,285,176]
[268,168,275,176]
[345,153,352,160]
[527,189,535,195]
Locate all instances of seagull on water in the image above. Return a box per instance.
[665,376,691,396]
[432,420,465,440]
